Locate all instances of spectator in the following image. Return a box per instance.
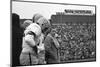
[44,29,60,64]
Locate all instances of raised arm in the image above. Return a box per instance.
[24,34,36,47]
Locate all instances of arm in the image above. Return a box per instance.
[44,36,52,51]
[24,34,36,47]
[37,33,45,51]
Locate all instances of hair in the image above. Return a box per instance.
[32,13,43,23]
[23,20,32,29]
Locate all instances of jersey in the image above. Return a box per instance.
[22,23,41,53]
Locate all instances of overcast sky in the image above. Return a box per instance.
[12,1,95,19]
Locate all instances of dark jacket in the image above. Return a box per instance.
[12,13,23,66]
[44,34,60,64]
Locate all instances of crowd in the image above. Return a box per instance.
[52,23,96,62]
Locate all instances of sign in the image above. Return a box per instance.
[64,9,92,15]
[56,9,93,15]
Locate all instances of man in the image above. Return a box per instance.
[20,14,51,65]
[20,23,42,65]
[44,29,60,64]
[35,17,51,64]
[20,14,43,65]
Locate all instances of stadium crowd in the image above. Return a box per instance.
[52,23,96,62]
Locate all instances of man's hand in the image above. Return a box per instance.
[37,43,45,53]
[24,34,36,47]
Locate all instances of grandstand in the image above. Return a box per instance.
[50,9,96,63]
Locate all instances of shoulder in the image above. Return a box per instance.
[45,34,53,42]
[24,23,41,37]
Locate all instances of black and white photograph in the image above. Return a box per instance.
[11,0,96,66]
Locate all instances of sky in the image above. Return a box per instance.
[12,1,95,19]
